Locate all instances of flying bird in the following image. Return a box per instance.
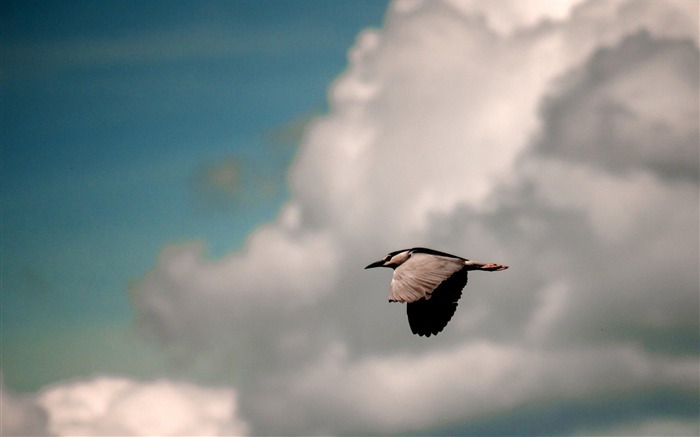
[365,247,508,337]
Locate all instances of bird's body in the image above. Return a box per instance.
[366,247,508,336]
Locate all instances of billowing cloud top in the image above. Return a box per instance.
[5,0,698,435]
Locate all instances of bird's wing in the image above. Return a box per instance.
[407,268,469,337]
[389,253,465,303]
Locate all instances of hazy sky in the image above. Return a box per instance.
[2,1,699,436]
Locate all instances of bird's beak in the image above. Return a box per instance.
[365,260,385,269]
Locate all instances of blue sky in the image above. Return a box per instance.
[2,0,388,388]
[2,1,698,435]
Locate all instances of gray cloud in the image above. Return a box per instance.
[536,31,699,180]
[16,0,699,435]
[128,1,698,434]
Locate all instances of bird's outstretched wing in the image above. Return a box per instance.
[389,252,469,336]
[406,268,469,337]
[389,253,465,303]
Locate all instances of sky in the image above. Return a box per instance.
[1,0,698,436]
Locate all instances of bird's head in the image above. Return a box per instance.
[365,249,412,269]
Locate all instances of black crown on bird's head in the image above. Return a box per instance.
[366,247,466,270]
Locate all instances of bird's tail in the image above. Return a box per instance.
[464,261,508,271]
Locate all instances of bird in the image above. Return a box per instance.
[365,247,508,337]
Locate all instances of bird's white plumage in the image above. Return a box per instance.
[389,253,465,303]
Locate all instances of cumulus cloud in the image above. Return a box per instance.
[444,0,586,36]
[252,341,696,434]
[536,31,699,180]
[18,0,697,435]
[2,376,249,436]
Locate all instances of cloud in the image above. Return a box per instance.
[15,0,698,435]
[536,31,699,180]
[444,0,586,36]
[513,31,699,353]
[1,376,50,436]
[128,0,698,434]
[590,418,700,437]
[255,341,696,434]
[2,376,249,436]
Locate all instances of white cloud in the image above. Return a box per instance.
[17,0,698,435]
[2,376,249,436]
[444,0,586,36]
